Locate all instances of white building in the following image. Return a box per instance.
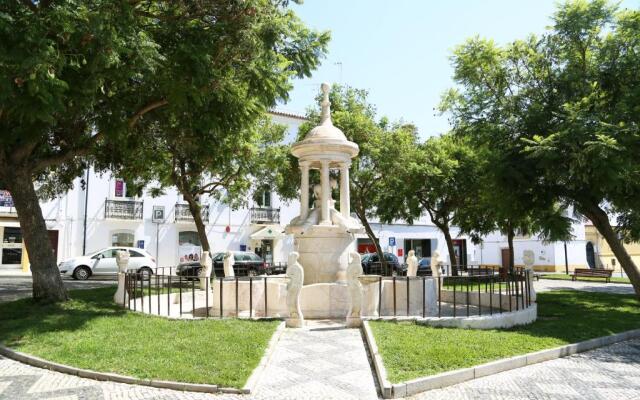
[0,111,588,273]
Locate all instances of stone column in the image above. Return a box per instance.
[340,162,351,218]
[320,160,331,225]
[300,161,310,220]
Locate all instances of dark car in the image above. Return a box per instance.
[361,252,406,276]
[416,257,434,276]
[176,251,267,278]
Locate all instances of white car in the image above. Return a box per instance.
[58,247,156,280]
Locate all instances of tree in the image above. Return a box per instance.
[441,0,640,296]
[120,117,291,256]
[0,1,328,302]
[382,134,482,275]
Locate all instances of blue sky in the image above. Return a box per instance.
[280,0,639,138]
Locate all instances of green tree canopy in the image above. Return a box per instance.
[0,0,328,302]
[441,0,640,296]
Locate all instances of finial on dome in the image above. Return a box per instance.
[320,82,332,125]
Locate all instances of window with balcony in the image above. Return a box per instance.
[251,189,279,224]
[174,203,209,223]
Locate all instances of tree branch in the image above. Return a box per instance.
[31,132,104,173]
[128,99,169,129]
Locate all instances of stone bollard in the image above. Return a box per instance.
[223,250,235,278]
[286,252,304,328]
[359,275,380,317]
[346,252,363,327]
[113,250,130,305]
[522,250,537,302]
[199,251,212,291]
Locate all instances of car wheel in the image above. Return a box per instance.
[139,267,153,281]
[73,266,91,281]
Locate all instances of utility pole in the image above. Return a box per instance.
[564,242,569,275]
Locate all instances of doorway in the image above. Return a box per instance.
[501,248,511,277]
[256,239,274,265]
[452,239,467,267]
[586,242,596,269]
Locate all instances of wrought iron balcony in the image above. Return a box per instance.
[250,207,280,224]
[175,203,209,223]
[105,199,143,220]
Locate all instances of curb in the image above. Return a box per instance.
[242,320,286,394]
[0,345,249,395]
[362,321,640,398]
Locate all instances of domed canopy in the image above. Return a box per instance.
[291,83,359,162]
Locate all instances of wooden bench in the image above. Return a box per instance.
[571,268,613,283]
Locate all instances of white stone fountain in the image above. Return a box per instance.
[285,83,365,320]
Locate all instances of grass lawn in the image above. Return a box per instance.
[540,273,631,284]
[0,286,279,388]
[369,290,640,383]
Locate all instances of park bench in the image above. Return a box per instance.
[571,268,613,283]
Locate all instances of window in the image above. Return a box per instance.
[0,190,14,207]
[178,231,201,263]
[95,249,118,259]
[2,248,21,264]
[3,227,22,243]
[178,231,201,246]
[404,239,432,259]
[114,179,138,198]
[129,250,144,258]
[254,190,272,208]
[111,232,134,247]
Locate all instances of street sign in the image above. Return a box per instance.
[152,205,165,223]
[389,237,396,247]
[136,240,145,249]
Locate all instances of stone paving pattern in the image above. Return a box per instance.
[410,338,640,400]
[2,338,639,399]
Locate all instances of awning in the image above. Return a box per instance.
[250,225,286,240]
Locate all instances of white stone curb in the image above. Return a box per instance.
[242,321,286,394]
[361,321,640,399]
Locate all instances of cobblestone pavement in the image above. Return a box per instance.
[0,276,116,302]
[534,278,635,294]
[252,321,379,400]
[410,338,640,400]
[1,336,639,399]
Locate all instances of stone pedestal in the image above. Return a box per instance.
[113,250,130,306]
[295,227,355,285]
[359,275,381,317]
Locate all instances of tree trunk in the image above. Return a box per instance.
[182,192,210,253]
[584,204,640,298]
[507,226,515,273]
[439,224,459,276]
[4,169,68,302]
[355,205,387,275]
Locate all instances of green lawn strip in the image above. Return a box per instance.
[0,286,279,388]
[369,290,640,383]
[540,273,630,284]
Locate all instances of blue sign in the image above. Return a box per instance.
[136,240,145,249]
[389,237,396,247]
[239,244,247,251]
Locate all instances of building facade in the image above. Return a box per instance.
[0,111,591,274]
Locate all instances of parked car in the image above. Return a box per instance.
[58,247,156,280]
[417,257,432,275]
[175,251,268,278]
[361,252,406,276]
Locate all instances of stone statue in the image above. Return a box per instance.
[406,250,418,277]
[286,252,304,327]
[199,251,212,290]
[346,252,363,326]
[223,251,235,277]
[113,250,130,305]
[430,250,442,279]
[522,249,537,302]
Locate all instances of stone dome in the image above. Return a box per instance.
[291,83,359,160]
